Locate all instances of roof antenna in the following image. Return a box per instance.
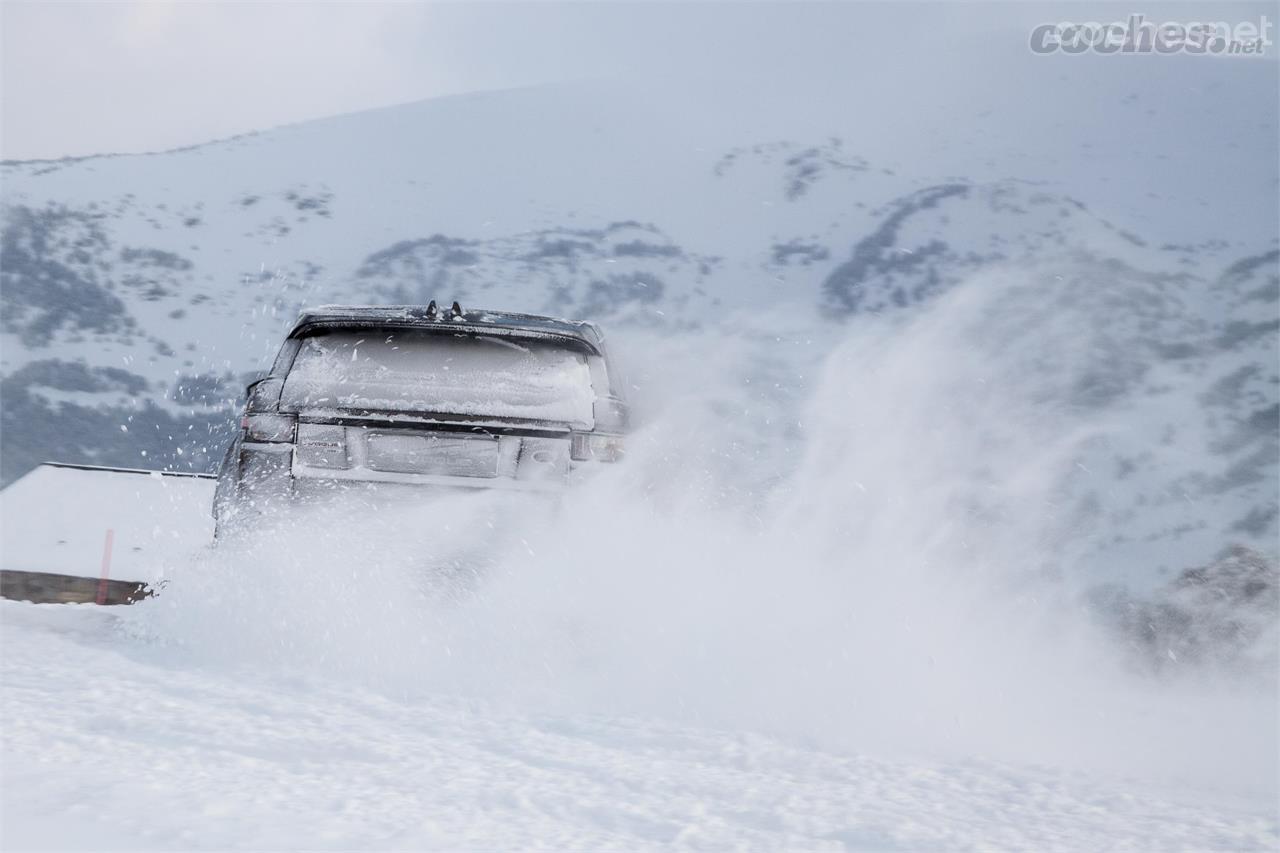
[450,301,464,318]
[425,300,438,319]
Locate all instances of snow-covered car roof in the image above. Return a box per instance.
[289,304,607,355]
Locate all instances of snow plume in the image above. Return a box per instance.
[143,260,1276,802]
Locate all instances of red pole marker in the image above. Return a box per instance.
[96,529,115,605]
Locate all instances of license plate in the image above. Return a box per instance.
[365,432,499,478]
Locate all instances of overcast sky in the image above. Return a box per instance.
[2,1,1273,160]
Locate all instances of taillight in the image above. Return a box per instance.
[241,413,296,443]
[240,375,294,442]
[570,433,625,463]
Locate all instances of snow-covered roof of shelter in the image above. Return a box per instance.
[0,463,215,583]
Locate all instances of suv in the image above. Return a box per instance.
[213,303,628,534]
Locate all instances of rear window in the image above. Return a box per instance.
[280,329,596,425]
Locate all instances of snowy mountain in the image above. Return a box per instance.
[3,60,1276,589]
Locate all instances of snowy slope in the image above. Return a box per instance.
[2,602,1274,851]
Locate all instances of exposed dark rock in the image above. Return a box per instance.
[580,273,665,319]
[0,360,237,486]
[0,205,131,346]
[1089,546,1278,674]
[821,184,971,315]
[771,241,830,266]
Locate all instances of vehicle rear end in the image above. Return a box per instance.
[215,309,627,533]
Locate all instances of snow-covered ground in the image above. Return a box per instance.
[2,601,1274,852]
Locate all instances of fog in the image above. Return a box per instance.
[7,1,1273,159]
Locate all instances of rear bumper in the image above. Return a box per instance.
[234,439,568,502]
[290,459,567,493]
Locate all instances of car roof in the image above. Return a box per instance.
[289,305,607,354]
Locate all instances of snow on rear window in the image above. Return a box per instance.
[281,330,596,424]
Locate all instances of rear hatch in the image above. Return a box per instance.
[278,328,597,488]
